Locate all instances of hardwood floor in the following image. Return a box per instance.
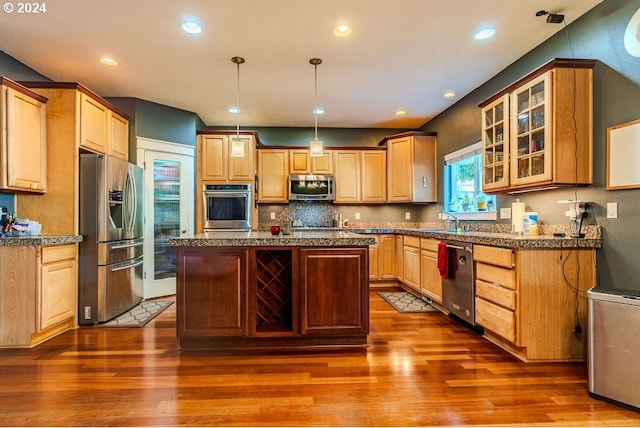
[1,290,639,426]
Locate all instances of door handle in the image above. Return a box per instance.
[110,259,143,272]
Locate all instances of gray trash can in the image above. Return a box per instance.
[588,288,640,411]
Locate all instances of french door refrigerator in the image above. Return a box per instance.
[79,154,144,324]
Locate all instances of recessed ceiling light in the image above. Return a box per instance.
[182,20,202,34]
[99,57,118,66]
[228,107,240,114]
[394,110,407,116]
[333,24,352,37]
[474,27,496,40]
[443,90,456,99]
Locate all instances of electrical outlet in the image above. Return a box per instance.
[405,212,411,220]
[355,212,360,220]
[607,202,618,219]
[500,207,512,219]
[270,212,276,220]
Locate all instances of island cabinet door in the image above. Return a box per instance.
[299,248,369,335]
[176,247,249,337]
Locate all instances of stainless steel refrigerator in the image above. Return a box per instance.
[79,154,144,325]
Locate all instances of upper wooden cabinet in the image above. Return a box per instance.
[16,82,130,235]
[198,132,256,183]
[257,149,289,203]
[0,78,47,193]
[334,149,386,203]
[382,131,437,203]
[108,110,129,160]
[479,58,595,193]
[289,149,333,174]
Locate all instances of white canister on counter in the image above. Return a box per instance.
[522,212,538,235]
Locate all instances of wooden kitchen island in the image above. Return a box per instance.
[169,230,375,351]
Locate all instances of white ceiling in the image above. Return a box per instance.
[0,0,602,129]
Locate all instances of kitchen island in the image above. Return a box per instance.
[169,230,375,351]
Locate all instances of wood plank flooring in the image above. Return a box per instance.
[1,290,639,426]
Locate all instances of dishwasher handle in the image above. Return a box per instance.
[445,243,473,253]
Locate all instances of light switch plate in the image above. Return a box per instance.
[270,212,276,220]
[607,202,618,219]
[405,212,411,220]
[355,212,360,220]
[500,207,512,219]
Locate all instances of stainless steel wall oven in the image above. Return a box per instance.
[202,183,252,230]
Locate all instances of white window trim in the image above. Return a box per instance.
[444,141,498,221]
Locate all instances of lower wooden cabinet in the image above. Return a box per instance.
[419,238,442,303]
[176,247,248,337]
[0,244,77,348]
[176,246,369,350]
[300,248,369,335]
[402,236,421,292]
[474,244,595,362]
[369,234,395,281]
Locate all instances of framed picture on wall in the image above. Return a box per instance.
[607,118,640,190]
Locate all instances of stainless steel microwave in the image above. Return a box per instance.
[288,175,334,201]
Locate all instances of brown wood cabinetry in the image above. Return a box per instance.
[334,149,386,203]
[176,245,369,351]
[474,244,595,362]
[382,131,437,203]
[1,78,47,193]
[479,58,594,193]
[419,238,442,303]
[16,82,130,235]
[0,244,77,348]
[402,235,421,292]
[176,247,248,337]
[289,149,333,174]
[257,148,289,203]
[198,132,255,183]
[300,248,369,335]
[369,234,395,281]
[108,110,129,160]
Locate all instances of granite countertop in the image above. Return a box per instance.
[169,230,376,247]
[348,227,601,249]
[0,235,83,247]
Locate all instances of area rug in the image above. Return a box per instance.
[378,292,439,313]
[98,301,173,327]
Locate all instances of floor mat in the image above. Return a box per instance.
[97,301,173,327]
[378,292,439,313]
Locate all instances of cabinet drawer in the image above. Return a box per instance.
[476,279,516,310]
[420,238,439,252]
[41,245,76,264]
[475,297,516,343]
[403,235,420,248]
[474,245,514,268]
[476,262,516,290]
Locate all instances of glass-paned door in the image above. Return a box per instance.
[138,139,194,299]
[481,94,509,191]
[511,72,552,185]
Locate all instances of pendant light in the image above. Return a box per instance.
[309,57,324,157]
[230,56,245,157]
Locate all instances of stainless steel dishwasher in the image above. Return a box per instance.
[441,240,476,325]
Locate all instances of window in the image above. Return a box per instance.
[444,142,496,219]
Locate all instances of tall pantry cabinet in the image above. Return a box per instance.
[16,82,130,235]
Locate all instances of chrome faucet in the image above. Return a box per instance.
[439,211,461,232]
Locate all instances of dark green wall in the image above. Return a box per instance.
[418,0,640,292]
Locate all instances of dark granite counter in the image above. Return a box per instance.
[169,230,376,247]
[348,226,602,249]
[0,235,83,247]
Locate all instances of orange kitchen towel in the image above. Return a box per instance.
[438,242,449,279]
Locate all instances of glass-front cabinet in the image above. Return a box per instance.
[479,58,595,194]
[511,73,552,186]
[481,94,509,191]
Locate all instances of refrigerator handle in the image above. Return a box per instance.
[124,167,136,232]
